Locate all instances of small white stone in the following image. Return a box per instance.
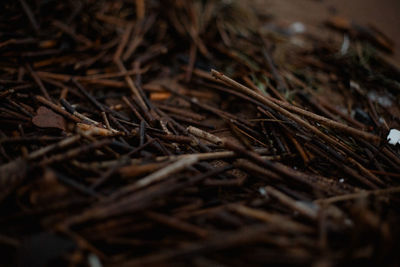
[368,91,393,107]
[258,187,267,196]
[339,178,344,183]
[88,254,102,267]
[387,129,400,145]
[288,22,306,34]
[340,34,350,55]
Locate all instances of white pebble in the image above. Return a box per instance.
[258,187,267,197]
[340,34,350,55]
[387,129,400,145]
[288,22,306,34]
[88,254,102,267]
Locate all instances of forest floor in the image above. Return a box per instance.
[0,0,399,266]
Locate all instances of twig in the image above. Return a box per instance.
[211,69,381,144]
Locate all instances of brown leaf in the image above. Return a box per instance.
[32,106,66,131]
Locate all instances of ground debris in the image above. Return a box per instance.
[0,0,400,266]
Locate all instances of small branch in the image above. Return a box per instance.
[211,69,380,144]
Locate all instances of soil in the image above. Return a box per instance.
[257,0,400,62]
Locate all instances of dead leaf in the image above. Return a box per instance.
[32,106,66,131]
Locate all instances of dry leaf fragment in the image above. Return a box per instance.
[32,106,66,131]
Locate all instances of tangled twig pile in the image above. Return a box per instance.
[1,0,400,266]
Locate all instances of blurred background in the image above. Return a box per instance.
[256,0,400,62]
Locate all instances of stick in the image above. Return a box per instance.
[211,69,380,144]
